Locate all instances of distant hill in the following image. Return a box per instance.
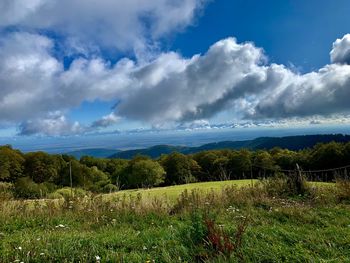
[67,148,120,159]
[111,145,190,159]
[109,134,350,159]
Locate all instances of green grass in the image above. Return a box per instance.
[104,179,332,203]
[105,179,256,202]
[0,179,345,262]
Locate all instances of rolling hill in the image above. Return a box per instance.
[109,134,350,159]
[66,148,120,159]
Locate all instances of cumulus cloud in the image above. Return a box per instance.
[2,28,350,135]
[91,113,121,128]
[0,0,206,54]
[18,113,84,136]
[330,34,350,65]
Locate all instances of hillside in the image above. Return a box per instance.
[66,148,120,159]
[110,134,350,159]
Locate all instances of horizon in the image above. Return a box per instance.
[1,0,350,149]
[2,124,350,153]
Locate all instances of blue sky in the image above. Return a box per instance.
[173,0,350,70]
[1,0,350,139]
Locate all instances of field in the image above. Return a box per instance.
[104,180,332,203]
[1,179,349,262]
[104,179,256,202]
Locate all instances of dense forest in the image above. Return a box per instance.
[1,140,350,199]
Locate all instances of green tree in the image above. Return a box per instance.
[24,152,64,183]
[252,150,276,178]
[160,152,199,185]
[0,145,25,182]
[124,159,165,188]
[228,150,252,179]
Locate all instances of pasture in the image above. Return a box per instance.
[0,179,348,262]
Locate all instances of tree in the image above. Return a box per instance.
[270,148,297,170]
[24,152,64,183]
[124,159,165,188]
[107,159,129,186]
[252,150,276,178]
[193,151,221,181]
[80,156,108,172]
[228,150,252,179]
[0,145,25,182]
[160,152,198,185]
[310,142,344,169]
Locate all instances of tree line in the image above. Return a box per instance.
[1,141,350,198]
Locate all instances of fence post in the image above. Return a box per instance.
[295,163,303,193]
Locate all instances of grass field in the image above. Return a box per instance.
[0,179,347,262]
[104,179,332,203]
[104,179,256,202]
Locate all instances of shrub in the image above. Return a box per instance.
[0,182,14,200]
[47,192,65,199]
[261,172,309,197]
[54,187,89,199]
[103,183,118,193]
[14,177,50,199]
[88,179,110,193]
[336,179,350,202]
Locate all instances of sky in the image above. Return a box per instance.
[1,0,350,140]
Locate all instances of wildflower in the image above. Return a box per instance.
[40,253,45,256]
[95,255,101,261]
[55,224,65,228]
[143,246,147,250]
[18,246,22,250]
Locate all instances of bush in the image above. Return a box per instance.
[47,192,65,199]
[103,183,118,193]
[54,187,89,199]
[14,177,50,199]
[336,179,350,202]
[0,182,14,200]
[88,179,110,193]
[261,172,309,198]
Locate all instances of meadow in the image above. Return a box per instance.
[1,178,349,263]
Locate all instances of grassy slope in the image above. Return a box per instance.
[105,179,256,201]
[0,180,345,263]
[105,180,330,202]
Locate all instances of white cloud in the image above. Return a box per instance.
[330,34,350,65]
[18,113,84,136]
[2,29,350,136]
[0,0,206,54]
[91,113,121,128]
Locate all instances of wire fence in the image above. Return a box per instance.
[250,163,350,182]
